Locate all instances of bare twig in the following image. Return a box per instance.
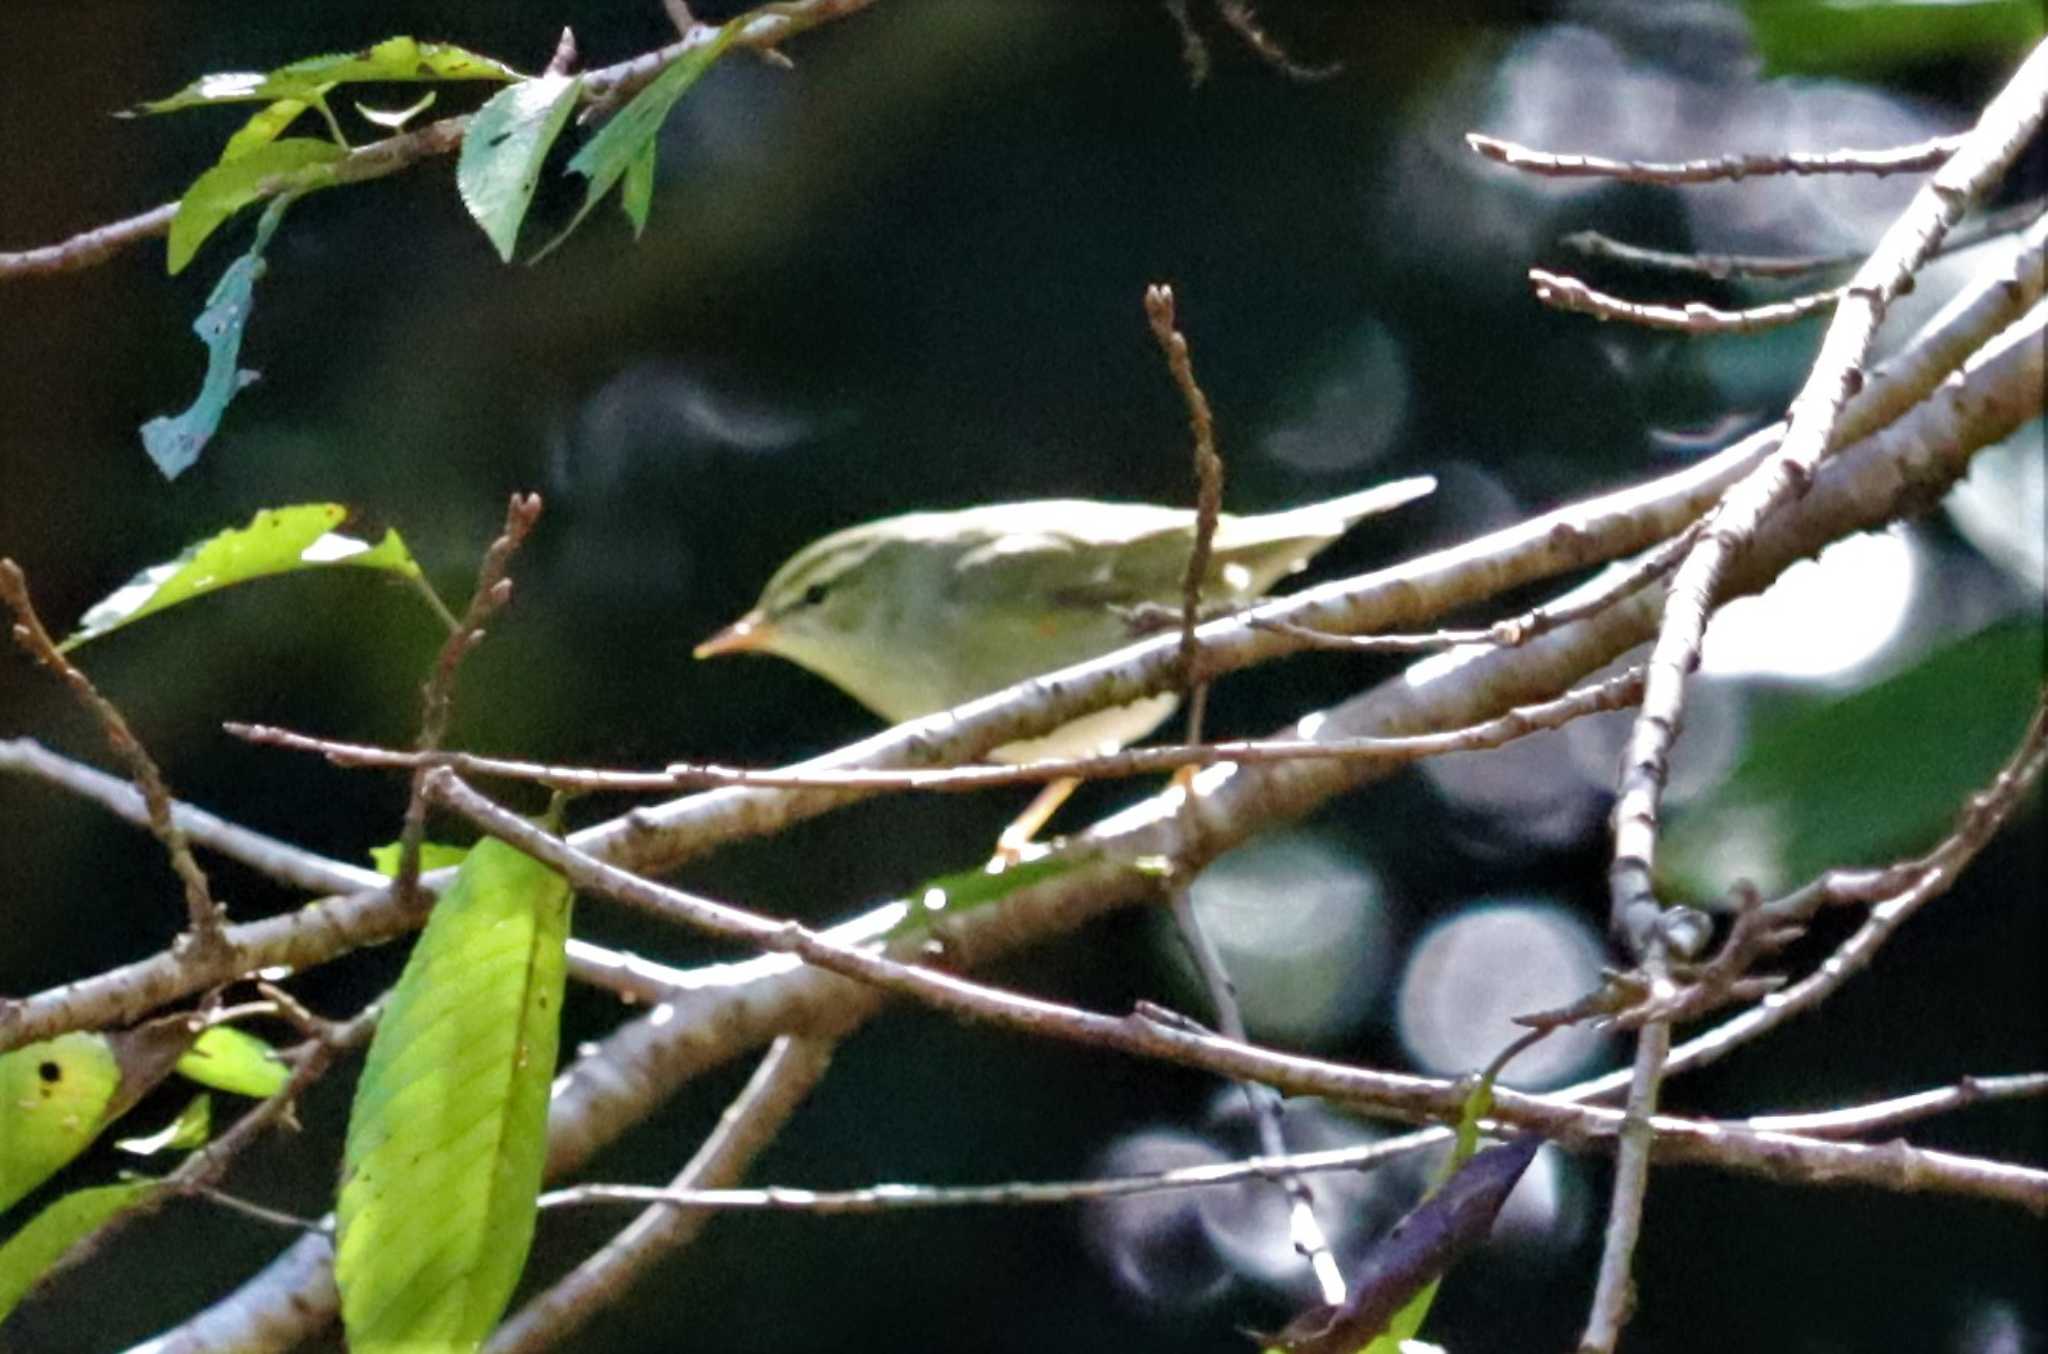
[227,668,1647,794]
[428,771,2048,1215]
[487,1035,838,1354]
[1213,1,1340,81]
[1558,199,2046,281]
[0,736,693,1006]
[537,1070,2048,1215]
[1532,270,1844,334]
[1747,1073,2048,1139]
[1467,130,1968,184]
[1161,0,1210,86]
[391,494,542,915]
[1579,976,1672,1354]
[1609,42,2048,950]
[1,561,227,953]
[0,0,877,281]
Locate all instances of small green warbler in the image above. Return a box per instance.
[695,477,1435,769]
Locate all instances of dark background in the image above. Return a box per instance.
[2,3,2042,1351]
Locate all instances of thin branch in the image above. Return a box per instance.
[1,561,227,952]
[0,0,877,281]
[1256,523,1702,655]
[0,736,699,1006]
[1610,45,2048,948]
[487,1035,838,1354]
[228,668,1646,793]
[1161,0,1210,86]
[536,1071,2048,1218]
[1467,130,1968,184]
[1557,199,2046,281]
[429,771,2048,1216]
[391,494,541,915]
[1212,1,1340,81]
[1579,977,1672,1354]
[1747,1073,2048,1139]
[1531,269,1843,334]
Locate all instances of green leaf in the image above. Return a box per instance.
[620,134,658,237]
[1662,618,2045,898]
[166,136,340,275]
[115,1095,213,1157]
[0,1181,154,1321]
[133,38,521,114]
[370,841,474,878]
[176,1028,291,1099]
[1743,0,2043,77]
[887,855,1083,939]
[535,23,743,259]
[61,503,434,651]
[221,94,329,161]
[456,73,584,262]
[0,1035,121,1217]
[335,835,573,1353]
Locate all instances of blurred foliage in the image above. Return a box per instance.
[1664,617,2043,898]
[1744,0,2045,78]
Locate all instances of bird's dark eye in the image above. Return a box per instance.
[799,582,831,608]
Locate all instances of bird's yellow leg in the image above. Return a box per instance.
[993,776,1080,865]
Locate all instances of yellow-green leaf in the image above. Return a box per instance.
[335,835,573,1353]
[167,136,341,275]
[221,94,329,161]
[176,1028,291,1099]
[62,503,432,651]
[115,1094,213,1157]
[0,1181,153,1321]
[132,38,520,115]
[369,842,473,878]
[0,1035,121,1217]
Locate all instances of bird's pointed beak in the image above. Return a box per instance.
[694,610,775,659]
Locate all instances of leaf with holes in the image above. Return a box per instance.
[132,37,520,115]
[62,503,434,650]
[458,73,583,262]
[334,835,573,1353]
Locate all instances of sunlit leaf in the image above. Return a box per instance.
[457,73,583,262]
[1662,618,2045,899]
[1744,0,2043,77]
[221,95,329,161]
[535,23,743,259]
[888,855,1082,939]
[355,90,439,131]
[166,137,340,275]
[0,1181,154,1321]
[370,841,474,878]
[62,503,434,651]
[335,835,573,1353]
[0,1035,121,1217]
[114,1095,212,1157]
[132,38,520,114]
[176,1028,291,1099]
